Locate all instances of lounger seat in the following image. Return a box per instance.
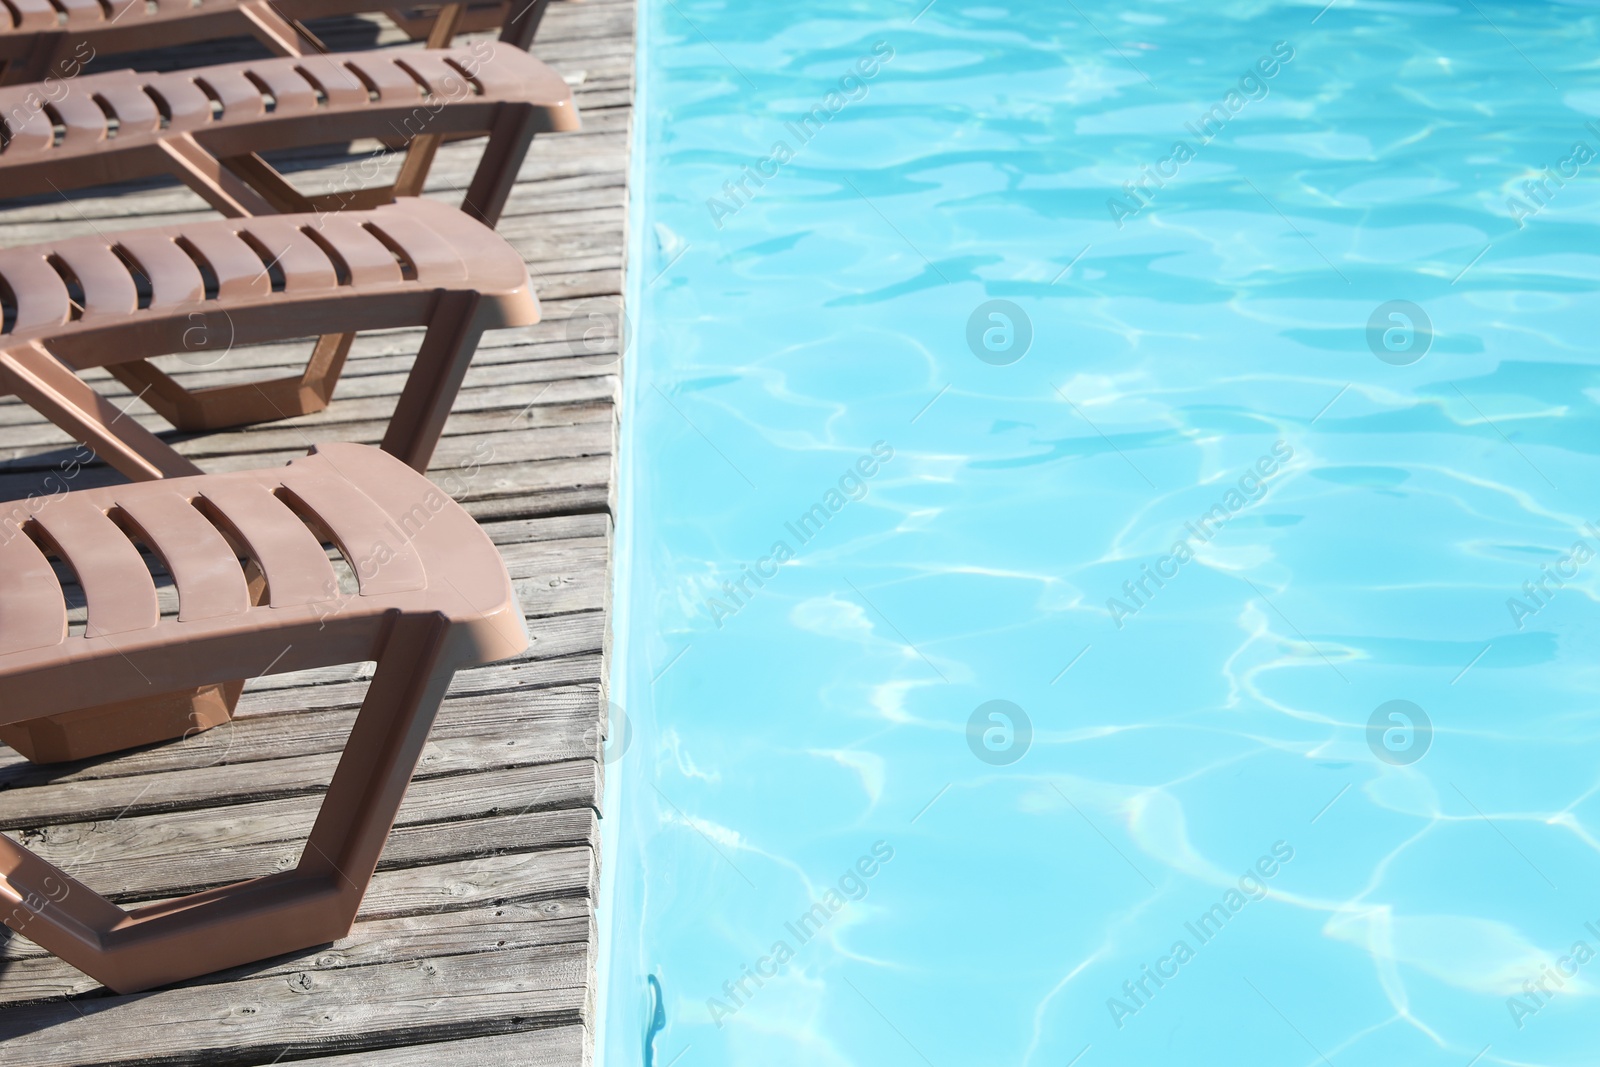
[0,44,577,224]
[0,196,539,481]
[0,1,549,85]
[0,442,530,992]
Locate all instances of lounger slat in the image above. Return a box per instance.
[0,250,71,334]
[193,68,267,122]
[277,469,427,597]
[346,54,428,103]
[366,213,469,284]
[115,490,251,622]
[195,481,338,608]
[3,105,53,156]
[48,83,110,150]
[152,77,215,130]
[51,242,140,322]
[396,52,475,98]
[180,228,273,300]
[0,531,67,656]
[293,55,374,109]
[310,216,404,287]
[248,62,320,115]
[97,77,163,137]
[113,233,205,309]
[475,48,568,101]
[0,86,30,125]
[31,498,160,639]
[5,0,57,32]
[54,0,104,25]
[236,219,337,292]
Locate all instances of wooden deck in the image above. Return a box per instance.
[0,2,632,1063]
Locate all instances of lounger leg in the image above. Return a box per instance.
[108,332,355,432]
[0,618,460,993]
[159,135,278,219]
[382,292,489,472]
[425,3,468,47]
[393,134,444,199]
[0,343,201,482]
[213,144,393,214]
[238,0,324,55]
[385,2,502,45]
[217,152,317,213]
[391,3,468,201]
[500,0,553,50]
[159,136,278,219]
[459,105,539,227]
[104,357,215,430]
[299,615,457,917]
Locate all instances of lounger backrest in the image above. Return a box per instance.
[0,197,536,365]
[0,45,575,197]
[0,443,529,719]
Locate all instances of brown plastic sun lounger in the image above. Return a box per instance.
[0,44,577,225]
[0,442,530,992]
[0,0,552,85]
[0,196,540,481]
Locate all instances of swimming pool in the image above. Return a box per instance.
[602,2,1600,1064]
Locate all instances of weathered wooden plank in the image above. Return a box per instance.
[10,800,598,908]
[0,402,614,466]
[0,449,616,510]
[0,848,595,967]
[293,1027,590,1067]
[235,652,607,710]
[0,321,623,434]
[14,760,599,900]
[485,512,611,545]
[0,337,620,428]
[0,941,590,1067]
[0,701,604,824]
[0,683,602,793]
[0,386,616,469]
[0,332,612,414]
[12,451,620,510]
[357,846,595,922]
[0,897,591,1006]
[0,419,613,476]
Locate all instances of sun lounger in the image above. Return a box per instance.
[0,0,552,85]
[0,197,540,480]
[0,442,530,991]
[0,44,576,224]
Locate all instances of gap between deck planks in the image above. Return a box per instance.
[0,0,633,1063]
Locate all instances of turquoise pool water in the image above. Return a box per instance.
[601,2,1600,1064]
